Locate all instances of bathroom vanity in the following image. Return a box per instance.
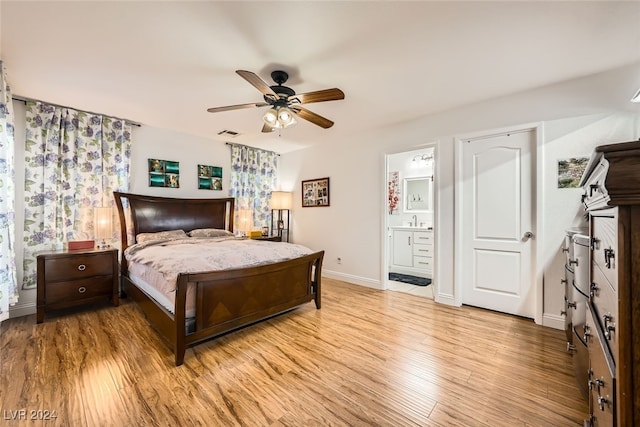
[390,226,433,279]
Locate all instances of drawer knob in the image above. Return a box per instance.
[597,395,610,411]
[568,258,578,266]
[588,378,603,390]
[560,278,567,285]
[583,324,591,344]
[603,248,615,269]
[589,282,599,298]
[78,264,86,271]
[567,300,576,309]
[78,286,87,294]
[603,313,615,340]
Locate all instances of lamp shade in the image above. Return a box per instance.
[236,209,253,233]
[271,191,292,210]
[94,207,113,240]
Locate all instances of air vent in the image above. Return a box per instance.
[217,129,240,137]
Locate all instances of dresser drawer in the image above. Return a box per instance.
[585,303,616,426]
[46,276,114,306]
[591,210,618,291]
[413,231,433,244]
[590,262,618,362]
[413,256,432,270]
[44,252,114,282]
[412,243,432,257]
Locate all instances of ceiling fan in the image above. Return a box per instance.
[207,70,345,132]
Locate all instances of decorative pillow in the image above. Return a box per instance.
[188,228,234,238]
[136,229,187,244]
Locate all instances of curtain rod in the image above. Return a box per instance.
[225,142,280,156]
[11,95,141,127]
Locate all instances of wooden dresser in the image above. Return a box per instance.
[579,140,640,426]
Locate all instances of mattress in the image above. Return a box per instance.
[124,236,314,316]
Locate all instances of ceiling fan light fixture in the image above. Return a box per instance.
[263,108,278,126]
[208,69,343,131]
[277,107,296,128]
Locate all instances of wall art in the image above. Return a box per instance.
[557,157,589,188]
[302,177,330,207]
[198,164,223,190]
[148,158,180,188]
[387,171,400,215]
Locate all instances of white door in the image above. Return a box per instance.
[459,130,535,318]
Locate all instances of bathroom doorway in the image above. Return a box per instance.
[384,145,437,299]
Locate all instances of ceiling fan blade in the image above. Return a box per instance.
[236,70,277,98]
[290,88,344,105]
[206,102,268,113]
[291,106,335,129]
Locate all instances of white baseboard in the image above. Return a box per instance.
[542,313,565,330]
[9,301,36,319]
[322,270,383,290]
[433,293,458,306]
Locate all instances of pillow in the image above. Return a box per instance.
[188,228,234,238]
[136,229,187,244]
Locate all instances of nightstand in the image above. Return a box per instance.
[250,235,282,242]
[36,248,119,323]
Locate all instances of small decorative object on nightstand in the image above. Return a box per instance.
[250,235,282,242]
[36,248,119,323]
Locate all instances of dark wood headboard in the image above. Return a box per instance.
[113,191,235,254]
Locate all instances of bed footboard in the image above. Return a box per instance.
[172,251,323,365]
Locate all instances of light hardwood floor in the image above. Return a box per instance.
[1,278,588,426]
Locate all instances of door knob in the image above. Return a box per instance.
[523,231,534,239]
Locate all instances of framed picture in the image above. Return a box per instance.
[387,171,400,215]
[302,177,330,207]
[557,157,589,188]
[197,164,223,190]
[148,158,180,188]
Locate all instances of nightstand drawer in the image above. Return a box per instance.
[46,276,114,306]
[44,253,114,282]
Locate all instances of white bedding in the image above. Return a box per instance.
[124,236,314,316]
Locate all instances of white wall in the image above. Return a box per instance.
[129,125,232,198]
[279,62,640,326]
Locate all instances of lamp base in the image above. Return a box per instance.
[96,240,111,250]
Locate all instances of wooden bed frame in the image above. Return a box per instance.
[113,192,324,366]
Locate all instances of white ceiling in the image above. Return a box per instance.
[2,1,640,153]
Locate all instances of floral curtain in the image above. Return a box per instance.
[0,61,18,321]
[22,101,131,289]
[228,143,278,228]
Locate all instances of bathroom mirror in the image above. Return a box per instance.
[404,176,432,213]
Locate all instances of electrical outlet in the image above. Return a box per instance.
[337,257,342,264]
